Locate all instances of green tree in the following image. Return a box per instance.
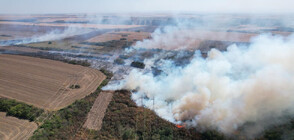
[122,128,136,140]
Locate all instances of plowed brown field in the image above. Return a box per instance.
[0,112,37,140]
[0,54,106,110]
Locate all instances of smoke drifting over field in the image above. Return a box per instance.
[31,27,91,42]
[121,33,294,137]
[133,25,244,50]
[0,27,90,46]
[134,26,199,50]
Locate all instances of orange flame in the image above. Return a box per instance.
[176,124,184,128]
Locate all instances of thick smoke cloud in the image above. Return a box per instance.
[122,33,294,137]
[133,25,250,50]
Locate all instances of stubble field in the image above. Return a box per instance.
[0,112,38,140]
[0,54,106,110]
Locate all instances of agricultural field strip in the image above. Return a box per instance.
[13,75,75,139]
[0,63,69,82]
[52,68,106,110]
[0,61,77,85]
[0,62,70,81]
[49,68,105,110]
[48,68,89,109]
[0,54,105,110]
[0,55,84,74]
[0,121,19,139]
[0,69,63,85]
[83,91,114,130]
[70,69,104,99]
[0,83,52,102]
[44,68,103,110]
[0,71,61,92]
[0,112,37,140]
[50,70,89,109]
[0,65,70,107]
[13,121,38,140]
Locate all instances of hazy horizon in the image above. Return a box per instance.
[1,0,294,14]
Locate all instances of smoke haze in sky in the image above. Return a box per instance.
[1,0,294,14]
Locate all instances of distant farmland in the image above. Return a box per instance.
[0,54,106,110]
[86,31,151,43]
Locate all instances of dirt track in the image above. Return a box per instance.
[83,91,114,130]
[0,54,106,110]
[0,112,37,140]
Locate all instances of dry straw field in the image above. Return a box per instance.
[83,91,114,130]
[0,54,106,110]
[0,112,38,140]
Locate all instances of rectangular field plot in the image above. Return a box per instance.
[0,54,106,110]
[83,91,114,130]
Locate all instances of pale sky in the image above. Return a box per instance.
[0,0,293,14]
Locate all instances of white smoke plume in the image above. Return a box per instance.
[121,33,294,137]
[133,25,254,50]
[29,26,91,43]
[0,26,91,46]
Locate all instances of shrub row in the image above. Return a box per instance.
[0,98,44,121]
